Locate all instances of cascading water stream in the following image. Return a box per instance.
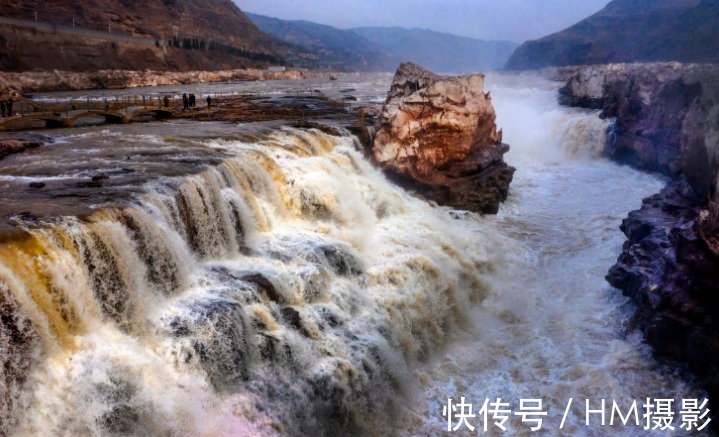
[0,124,499,435]
[409,74,701,435]
[0,73,703,436]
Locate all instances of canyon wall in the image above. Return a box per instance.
[561,62,719,411]
[0,0,296,72]
[559,63,719,185]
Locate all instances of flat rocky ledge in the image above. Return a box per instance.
[0,68,331,94]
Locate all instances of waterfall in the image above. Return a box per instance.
[0,127,497,435]
[0,73,701,436]
[406,74,699,435]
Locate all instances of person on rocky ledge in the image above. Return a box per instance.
[206,95,212,109]
[182,93,189,111]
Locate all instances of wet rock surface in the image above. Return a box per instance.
[164,297,253,390]
[562,63,719,417]
[372,62,515,214]
[606,180,719,401]
[558,62,719,179]
[0,134,50,161]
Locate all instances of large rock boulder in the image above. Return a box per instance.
[372,62,514,214]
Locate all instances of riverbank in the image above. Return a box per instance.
[559,62,719,425]
[0,68,334,94]
[0,91,368,132]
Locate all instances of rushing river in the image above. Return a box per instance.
[0,73,703,436]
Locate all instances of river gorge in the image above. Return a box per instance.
[0,73,706,435]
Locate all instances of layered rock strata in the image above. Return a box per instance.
[558,62,719,179]
[561,62,719,412]
[372,62,515,214]
[0,68,325,94]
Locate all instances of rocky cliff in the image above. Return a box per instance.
[561,62,719,415]
[506,0,719,70]
[559,63,719,183]
[0,0,297,72]
[372,63,515,214]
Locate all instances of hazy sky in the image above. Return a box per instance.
[234,0,612,43]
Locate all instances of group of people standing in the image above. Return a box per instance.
[1,98,14,117]
[182,93,212,111]
[182,93,196,110]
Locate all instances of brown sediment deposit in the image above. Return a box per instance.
[0,68,330,94]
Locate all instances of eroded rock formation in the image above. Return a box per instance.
[0,68,325,94]
[559,62,719,179]
[561,62,719,416]
[372,62,514,214]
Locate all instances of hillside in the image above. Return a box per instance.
[505,0,719,69]
[0,0,298,72]
[352,27,518,73]
[246,13,400,72]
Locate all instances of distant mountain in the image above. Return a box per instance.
[352,27,519,74]
[505,0,719,70]
[0,0,298,72]
[247,14,517,74]
[246,13,401,72]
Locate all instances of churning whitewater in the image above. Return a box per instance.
[0,74,702,436]
[0,121,494,435]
